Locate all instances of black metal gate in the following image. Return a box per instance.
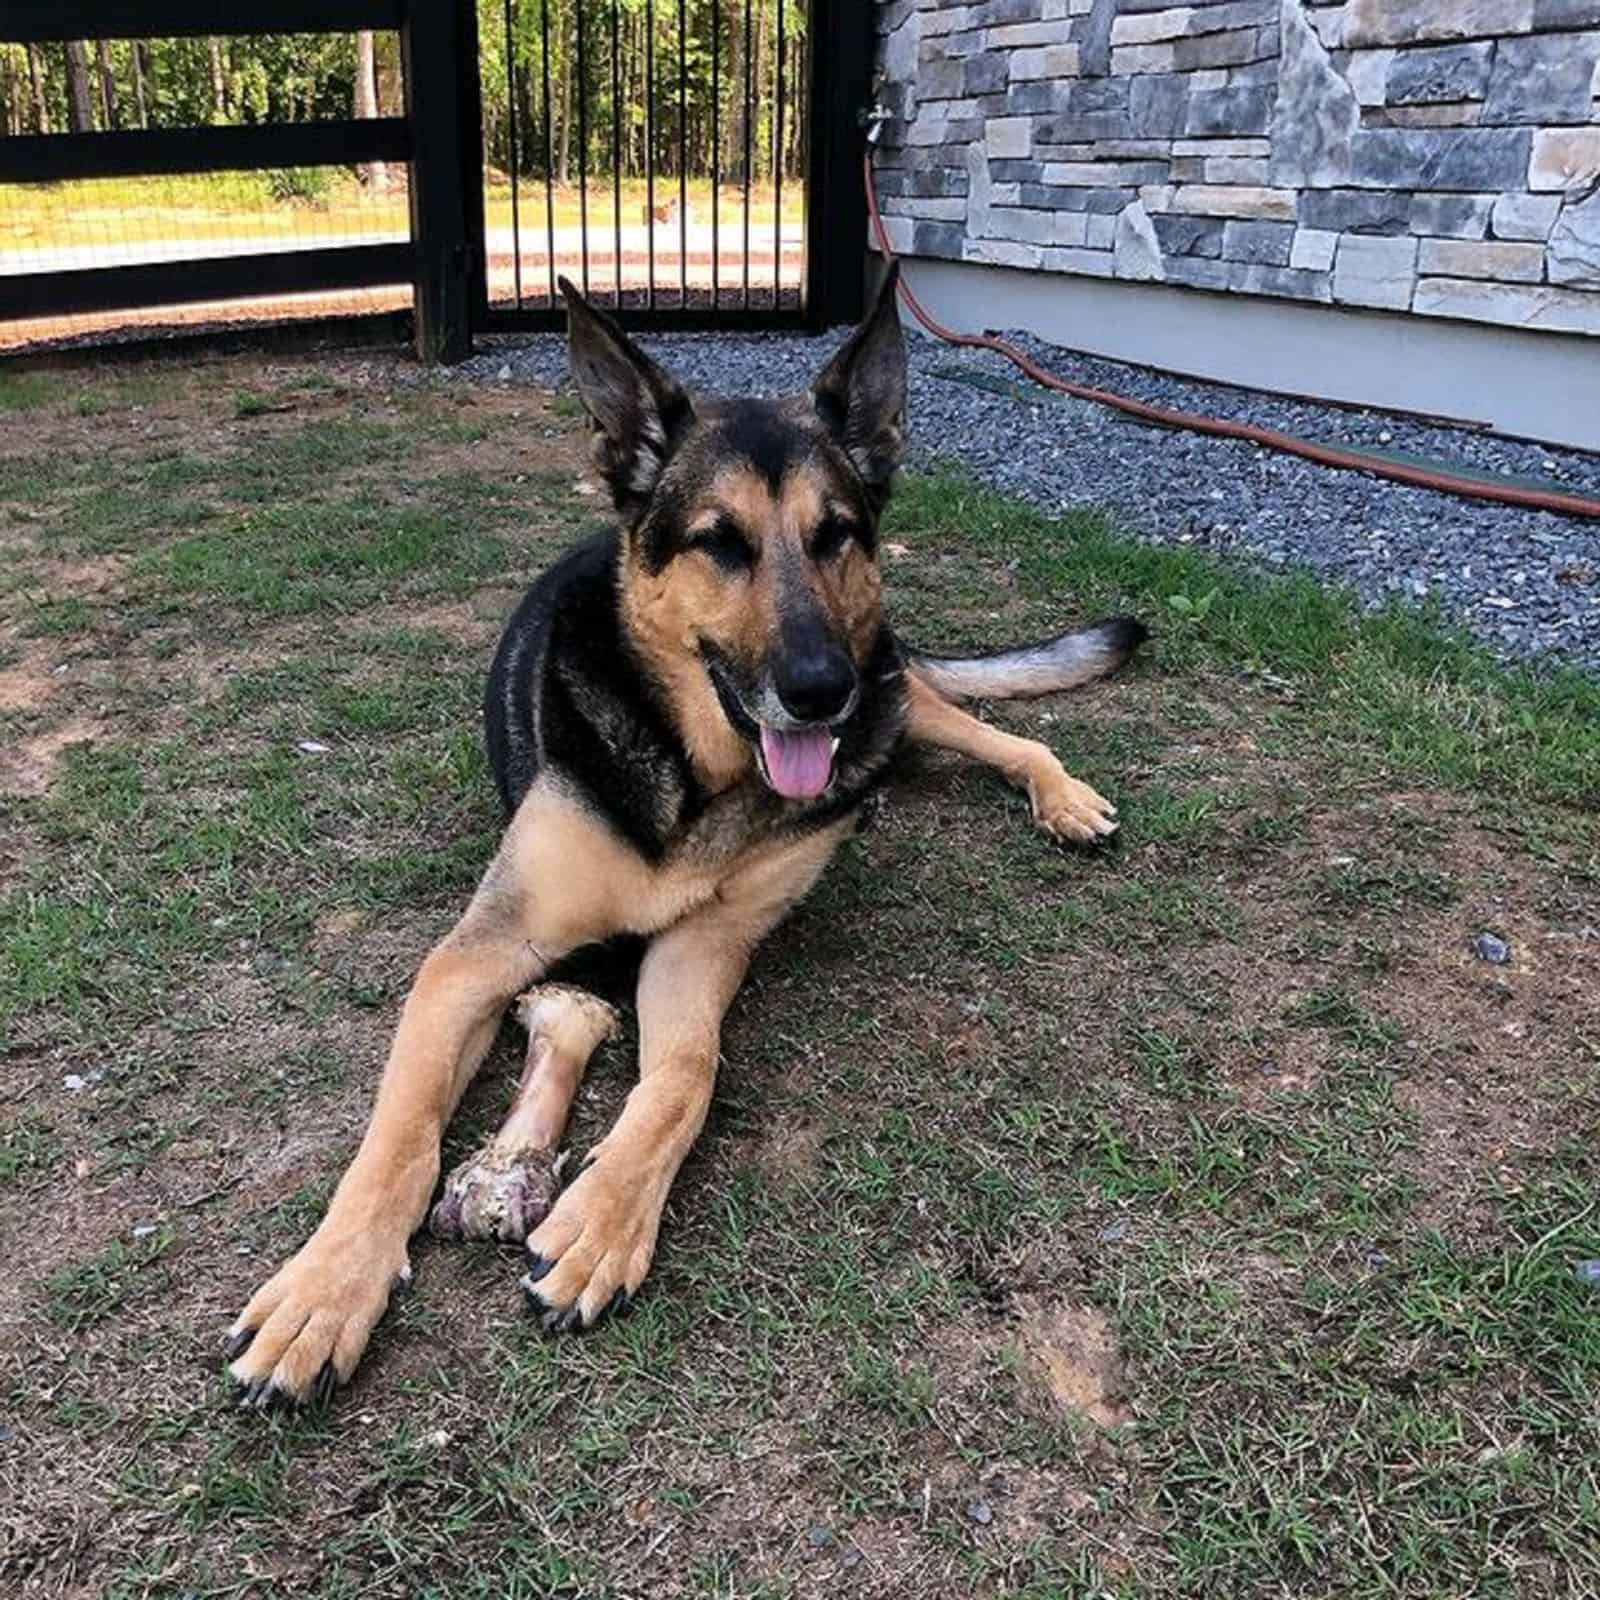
[465,0,869,334]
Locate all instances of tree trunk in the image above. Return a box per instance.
[132,42,149,129]
[209,37,228,123]
[354,30,391,190]
[637,8,648,180]
[376,31,402,117]
[557,15,573,186]
[27,44,49,134]
[729,3,745,183]
[65,40,96,132]
[96,38,119,131]
[754,6,767,183]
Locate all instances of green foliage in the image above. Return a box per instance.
[0,35,365,134]
[476,0,806,181]
[2,10,804,186]
[262,166,334,207]
[1166,586,1218,621]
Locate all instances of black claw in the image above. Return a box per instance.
[312,1361,338,1408]
[556,1305,584,1334]
[523,1280,550,1315]
[524,1252,554,1284]
[222,1327,256,1361]
[238,1377,272,1410]
[604,1287,630,1322]
[539,1302,575,1334]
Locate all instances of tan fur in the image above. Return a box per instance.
[522,818,848,1326]
[228,776,851,1400]
[905,672,1119,843]
[621,461,882,795]
[228,303,1129,1400]
[228,680,1113,1399]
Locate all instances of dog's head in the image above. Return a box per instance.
[561,269,906,801]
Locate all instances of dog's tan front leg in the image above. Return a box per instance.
[225,919,548,1405]
[905,672,1117,843]
[224,783,652,1404]
[523,825,848,1331]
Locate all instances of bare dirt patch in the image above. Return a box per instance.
[0,713,104,796]
[33,554,130,594]
[0,647,60,713]
[1015,1297,1133,1428]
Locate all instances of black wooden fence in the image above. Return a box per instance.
[0,0,870,360]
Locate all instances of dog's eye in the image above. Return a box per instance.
[808,517,856,563]
[692,522,755,574]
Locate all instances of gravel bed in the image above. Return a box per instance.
[455,325,1600,675]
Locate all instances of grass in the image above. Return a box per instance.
[0,169,804,255]
[0,170,408,253]
[0,348,1596,1599]
[886,472,1600,810]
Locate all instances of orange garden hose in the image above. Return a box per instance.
[863,151,1600,523]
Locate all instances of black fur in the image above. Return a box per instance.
[485,529,698,858]
[482,267,1128,887]
[717,401,804,492]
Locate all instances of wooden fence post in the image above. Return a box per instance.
[402,0,474,362]
[805,0,873,329]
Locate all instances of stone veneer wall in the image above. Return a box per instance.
[873,0,1600,336]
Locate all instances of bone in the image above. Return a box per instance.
[429,984,621,1242]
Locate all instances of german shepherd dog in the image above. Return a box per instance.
[224,266,1145,1406]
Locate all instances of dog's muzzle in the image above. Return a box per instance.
[703,652,855,802]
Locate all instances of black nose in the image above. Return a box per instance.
[774,642,857,723]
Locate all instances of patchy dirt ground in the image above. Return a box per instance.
[0,347,1596,1600]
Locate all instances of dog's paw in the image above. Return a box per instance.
[430,1143,561,1244]
[224,1230,410,1409]
[1029,765,1118,844]
[520,1158,656,1334]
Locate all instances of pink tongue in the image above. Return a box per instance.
[759,726,834,800]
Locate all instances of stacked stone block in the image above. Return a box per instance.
[873,0,1600,334]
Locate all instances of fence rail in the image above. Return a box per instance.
[2,2,404,44]
[0,244,414,324]
[0,120,411,184]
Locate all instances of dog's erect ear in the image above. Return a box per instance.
[561,276,693,514]
[812,263,907,504]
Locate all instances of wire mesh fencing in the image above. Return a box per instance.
[0,30,411,351]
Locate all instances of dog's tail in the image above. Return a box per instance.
[907,616,1148,703]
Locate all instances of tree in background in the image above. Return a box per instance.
[354,29,394,191]
[209,38,226,123]
[95,39,118,131]
[474,0,805,188]
[27,44,51,134]
[63,40,94,133]
[130,43,150,130]
[0,35,364,137]
[0,8,808,189]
